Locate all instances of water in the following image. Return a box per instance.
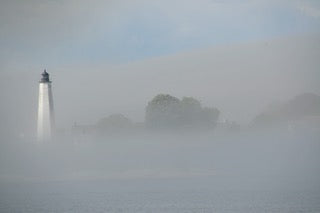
[1,132,319,212]
[1,181,320,213]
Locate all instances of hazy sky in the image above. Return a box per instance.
[0,0,320,134]
[1,0,320,65]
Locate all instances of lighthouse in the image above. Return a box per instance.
[37,69,55,141]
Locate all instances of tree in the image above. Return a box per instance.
[145,94,181,129]
[200,107,220,128]
[145,94,220,130]
[180,97,202,127]
[252,93,320,128]
[96,114,132,133]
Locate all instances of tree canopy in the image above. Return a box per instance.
[252,93,320,128]
[96,114,132,133]
[146,94,220,130]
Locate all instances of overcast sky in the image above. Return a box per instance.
[1,0,320,65]
[0,0,320,134]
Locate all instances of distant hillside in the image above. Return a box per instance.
[252,93,320,128]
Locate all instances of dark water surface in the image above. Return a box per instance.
[1,180,320,213]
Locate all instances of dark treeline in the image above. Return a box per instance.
[73,94,221,136]
[251,93,320,130]
[145,94,220,131]
[70,93,320,136]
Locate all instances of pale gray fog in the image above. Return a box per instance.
[1,0,320,212]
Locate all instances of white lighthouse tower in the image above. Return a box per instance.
[37,69,55,141]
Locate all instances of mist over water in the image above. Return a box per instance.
[1,126,320,212]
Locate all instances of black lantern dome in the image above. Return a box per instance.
[40,69,51,83]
